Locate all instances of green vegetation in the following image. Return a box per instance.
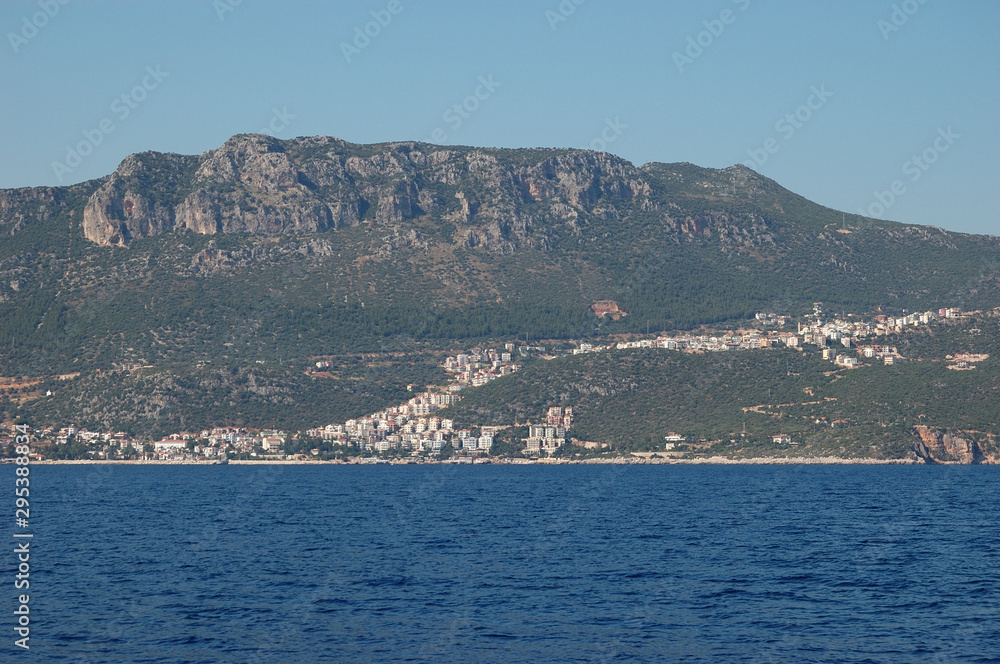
[1,353,449,439]
[1,137,999,438]
[441,317,1000,459]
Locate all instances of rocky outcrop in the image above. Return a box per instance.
[79,134,656,249]
[82,154,179,245]
[66,133,835,256]
[911,425,1000,464]
[82,138,340,245]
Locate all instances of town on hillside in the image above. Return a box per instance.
[2,306,989,462]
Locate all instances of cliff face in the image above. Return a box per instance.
[77,134,773,250]
[912,425,1000,464]
[82,154,183,245]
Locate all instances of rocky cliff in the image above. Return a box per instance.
[77,134,779,252]
[912,425,1000,464]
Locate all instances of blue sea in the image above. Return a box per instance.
[9,464,1000,663]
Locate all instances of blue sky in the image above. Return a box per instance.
[1,0,997,235]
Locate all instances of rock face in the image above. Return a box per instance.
[78,134,772,250]
[82,154,180,245]
[81,138,340,246]
[911,425,1000,464]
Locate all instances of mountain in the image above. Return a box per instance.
[1,133,999,435]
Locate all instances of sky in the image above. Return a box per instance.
[1,0,997,235]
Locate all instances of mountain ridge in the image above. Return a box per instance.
[2,134,989,250]
[2,133,999,369]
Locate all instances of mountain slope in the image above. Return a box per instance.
[441,315,1000,462]
[1,134,999,433]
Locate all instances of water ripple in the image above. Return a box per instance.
[12,464,1000,663]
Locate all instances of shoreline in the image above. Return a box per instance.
[29,456,922,466]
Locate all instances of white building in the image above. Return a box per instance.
[153,439,187,453]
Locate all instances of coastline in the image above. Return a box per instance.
[30,456,921,465]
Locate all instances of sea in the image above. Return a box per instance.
[10,464,1000,663]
